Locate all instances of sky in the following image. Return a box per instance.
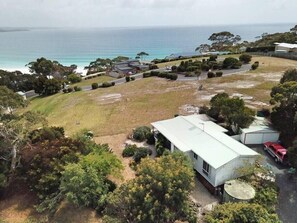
[0,0,296,27]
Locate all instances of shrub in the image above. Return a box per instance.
[62,89,68,93]
[133,147,151,164]
[156,144,166,156]
[207,71,215,78]
[67,74,82,83]
[146,132,155,145]
[67,87,73,93]
[209,55,218,61]
[158,72,167,78]
[201,63,210,71]
[167,73,178,80]
[150,71,160,76]
[215,71,223,77]
[171,65,177,72]
[122,144,137,157]
[143,72,151,78]
[251,62,259,70]
[101,82,113,88]
[125,76,130,82]
[131,77,135,81]
[133,126,151,142]
[199,105,209,114]
[74,86,82,91]
[91,83,98,89]
[239,54,252,63]
[223,57,241,69]
[111,82,115,86]
[149,64,159,70]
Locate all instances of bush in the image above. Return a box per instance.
[91,83,98,89]
[74,86,82,91]
[133,147,151,164]
[111,82,115,86]
[215,71,223,77]
[239,54,252,63]
[201,63,210,71]
[207,72,215,78]
[67,87,73,93]
[62,89,68,93]
[199,105,209,114]
[122,144,137,157]
[209,55,218,61]
[143,72,151,78]
[125,76,130,82]
[150,71,160,76]
[223,57,241,69]
[67,74,82,83]
[171,65,177,72]
[251,62,259,70]
[146,132,155,145]
[167,73,178,80]
[133,126,151,142]
[131,77,135,81]
[149,64,159,70]
[101,82,113,88]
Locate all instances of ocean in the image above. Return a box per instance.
[0,23,294,73]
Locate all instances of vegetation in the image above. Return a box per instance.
[250,31,297,48]
[208,31,241,51]
[205,202,281,223]
[207,93,255,133]
[270,71,297,145]
[122,144,138,157]
[104,153,196,223]
[136,51,149,60]
[67,73,82,83]
[91,82,99,89]
[132,126,152,141]
[0,69,35,92]
[222,57,242,69]
[239,54,252,64]
[251,61,259,70]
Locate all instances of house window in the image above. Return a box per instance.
[193,152,198,160]
[203,161,210,176]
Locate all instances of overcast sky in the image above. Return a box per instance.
[0,0,296,27]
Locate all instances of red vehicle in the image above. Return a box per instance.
[263,141,288,164]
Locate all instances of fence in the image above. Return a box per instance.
[250,52,297,61]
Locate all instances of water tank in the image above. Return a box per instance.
[223,179,255,203]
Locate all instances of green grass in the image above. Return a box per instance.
[71,75,115,88]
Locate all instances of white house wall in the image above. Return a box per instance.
[215,157,256,186]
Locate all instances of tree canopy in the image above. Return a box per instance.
[208,31,241,51]
[0,86,27,113]
[104,152,196,223]
[207,93,255,133]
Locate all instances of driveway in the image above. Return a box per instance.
[248,145,297,223]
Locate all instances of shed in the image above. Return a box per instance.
[240,117,279,145]
[223,179,255,202]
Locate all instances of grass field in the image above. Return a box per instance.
[70,75,115,88]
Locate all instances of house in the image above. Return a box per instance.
[275,43,297,53]
[109,59,150,77]
[151,114,259,194]
[240,116,279,145]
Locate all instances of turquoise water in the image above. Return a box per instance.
[0,24,294,70]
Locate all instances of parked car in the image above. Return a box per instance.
[263,141,288,164]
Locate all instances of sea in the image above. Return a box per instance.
[0,23,294,74]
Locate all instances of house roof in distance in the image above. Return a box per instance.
[275,42,297,49]
[151,115,258,169]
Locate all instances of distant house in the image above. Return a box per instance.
[240,116,279,145]
[17,91,26,100]
[109,59,150,78]
[275,43,297,53]
[151,114,259,194]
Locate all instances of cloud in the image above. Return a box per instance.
[0,0,296,27]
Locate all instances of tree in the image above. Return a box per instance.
[27,57,54,76]
[67,73,82,84]
[280,68,297,84]
[270,81,297,145]
[60,144,123,210]
[104,153,196,223]
[33,77,62,95]
[195,44,211,53]
[207,93,255,133]
[208,31,241,51]
[288,140,297,168]
[205,202,281,223]
[0,86,27,114]
[136,52,149,60]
